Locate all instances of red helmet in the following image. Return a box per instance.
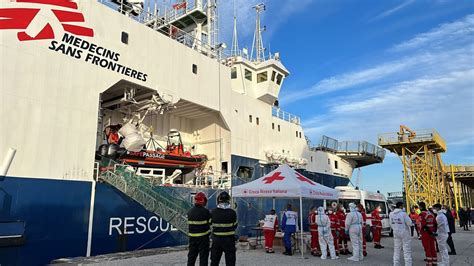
[194,192,207,206]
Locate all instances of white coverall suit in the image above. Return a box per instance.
[315,207,338,260]
[389,208,413,266]
[435,210,450,266]
[345,203,363,261]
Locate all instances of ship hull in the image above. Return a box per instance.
[0,172,348,265]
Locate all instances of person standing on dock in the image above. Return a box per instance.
[433,204,449,266]
[371,205,384,249]
[308,206,321,256]
[262,209,279,253]
[389,202,413,266]
[356,204,368,257]
[316,207,339,260]
[281,204,298,256]
[345,203,364,261]
[419,202,437,266]
[328,207,340,256]
[187,192,211,266]
[210,191,238,266]
[336,205,350,255]
[444,205,457,255]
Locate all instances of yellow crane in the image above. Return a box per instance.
[378,125,452,210]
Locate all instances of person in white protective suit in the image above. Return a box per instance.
[433,203,450,266]
[389,201,413,266]
[315,207,339,260]
[345,202,363,261]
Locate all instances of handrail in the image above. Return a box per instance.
[272,107,300,125]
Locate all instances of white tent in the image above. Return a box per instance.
[231,164,339,257]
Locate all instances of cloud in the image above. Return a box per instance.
[281,14,474,104]
[391,14,474,52]
[370,0,415,22]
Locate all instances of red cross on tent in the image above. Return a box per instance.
[296,172,315,185]
[262,172,284,184]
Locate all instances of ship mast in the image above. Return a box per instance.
[230,0,240,57]
[207,0,219,50]
[251,3,265,62]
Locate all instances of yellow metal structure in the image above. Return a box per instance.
[378,126,451,210]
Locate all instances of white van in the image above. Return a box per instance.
[331,186,391,241]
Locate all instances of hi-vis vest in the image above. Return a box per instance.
[263,214,277,230]
[284,211,297,226]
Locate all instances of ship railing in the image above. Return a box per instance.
[98,0,220,59]
[98,158,192,234]
[337,141,386,160]
[272,107,301,125]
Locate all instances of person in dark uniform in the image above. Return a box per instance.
[187,192,211,266]
[210,191,238,266]
[444,205,456,255]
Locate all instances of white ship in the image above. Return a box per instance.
[0,0,385,264]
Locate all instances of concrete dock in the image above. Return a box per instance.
[56,229,473,265]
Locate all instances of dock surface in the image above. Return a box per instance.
[56,229,473,265]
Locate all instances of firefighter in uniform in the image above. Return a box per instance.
[308,206,321,256]
[371,205,384,249]
[336,205,350,255]
[328,207,340,256]
[210,191,238,266]
[262,209,278,253]
[187,192,211,266]
[357,203,368,256]
[419,202,437,266]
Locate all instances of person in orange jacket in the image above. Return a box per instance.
[371,205,384,249]
[336,204,351,255]
[409,208,420,237]
[308,206,321,256]
[357,204,368,256]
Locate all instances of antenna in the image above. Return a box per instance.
[231,0,240,56]
[250,3,266,62]
[207,0,219,50]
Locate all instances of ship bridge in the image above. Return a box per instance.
[313,136,385,168]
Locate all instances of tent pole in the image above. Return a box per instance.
[299,196,304,258]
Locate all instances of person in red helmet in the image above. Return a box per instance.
[357,203,368,257]
[371,205,384,249]
[187,192,211,266]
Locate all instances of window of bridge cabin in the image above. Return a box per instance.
[271,71,276,81]
[257,71,267,83]
[335,160,338,169]
[276,73,283,85]
[237,166,253,179]
[245,69,252,81]
[231,67,237,79]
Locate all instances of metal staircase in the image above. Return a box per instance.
[99,163,192,235]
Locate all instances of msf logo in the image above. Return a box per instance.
[0,0,94,41]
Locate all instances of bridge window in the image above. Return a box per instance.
[121,31,128,44]
[299,132,302,138]
[276,73,283,85]
[278,125,280,132]
[271,71,276,81]
[335,161,338,169]
[257,71,268,83]
[231,67,237,79]
[245,69,252,81]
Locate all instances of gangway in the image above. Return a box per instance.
[378,126,452,210]
[99,162,192,234]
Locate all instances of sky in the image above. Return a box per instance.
[218,0,474,195]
